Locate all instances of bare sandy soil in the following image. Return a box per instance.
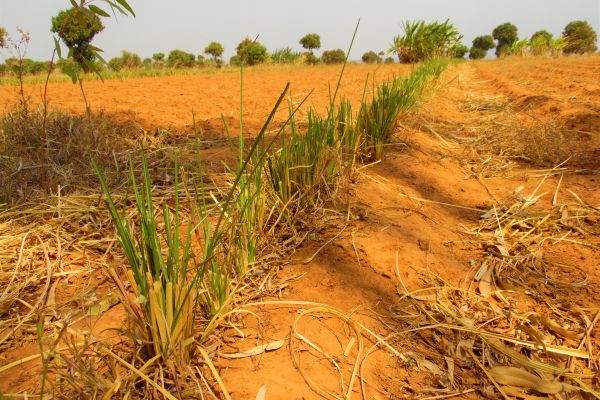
[0,64,410,135]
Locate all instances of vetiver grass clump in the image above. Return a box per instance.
[359,59,447,160]
[267,98,359,210]
[95,154,197,362]
[93,83,292,364]
[267,59,448,212]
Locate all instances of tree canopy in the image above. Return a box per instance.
[530,30,553,55]
[472,35,495,51]
[204,41,224,60]
[299,33,321,52]
[452,44,469,59]
[236,37,267,65]
[51,7,104,70]
[167,49,196,68]
[492,22,518,57]
[321,49,346,64]
[563,20,598,54]
[361,51,381,64]
[469,47,486,60]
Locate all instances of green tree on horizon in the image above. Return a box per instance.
[492,22,519,58]
[563,20,598,54]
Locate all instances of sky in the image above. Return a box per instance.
[1,0,599,62]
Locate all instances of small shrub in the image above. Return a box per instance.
[472,35,495,51]
[120,50,141,68]
[451,44,469,58]
[271,47,302,64]
[384,57,394,64]
[304,52,319,65]
[469,47,486,60]
[321,49,345,64]
[229,55,242,66]
[108,56,124,71]
[530,30,553,55]
[236,37,267,66]
[167,49,195,68]
[362,51,381,64]
[0,109,138,202]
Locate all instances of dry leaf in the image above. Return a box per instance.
[489,366,578,394]
[88,294,119,316]
[219,340,285,359]
[478,264,494,296]
[255,384,268,400]
[539,315,583,340]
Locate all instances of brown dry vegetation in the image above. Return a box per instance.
[0,58,599,399]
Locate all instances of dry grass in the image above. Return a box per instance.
[412,92,599,179]
[386,174,600,398]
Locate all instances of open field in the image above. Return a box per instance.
[0,56,599,399]
[0,64,410,132]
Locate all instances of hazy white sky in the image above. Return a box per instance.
[1,0,599,61]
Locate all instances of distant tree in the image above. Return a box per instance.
[204,41,224,61]
[152,52,165,62]
[236,37,267,65]
[530,30,553,55]
[196,54,206,67]
[469,47,486,60]
[531,30,552,46]
[384,56,394,64]
[563,20,598,54]
[472,35,495,51]
[321,49,346,64]
[142,58,152,67]
[451,44,469,58]
[469,35,494,59]
[229,55,242,66]
[492,23,518,58]
[167,49,195,68]
[120,50,141,68]
[299,33,321,53]
[51,7,104,71]
[361,50,381,64]
[108,56,124,71]
[0,27,7,48]
[304,52,319,65]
